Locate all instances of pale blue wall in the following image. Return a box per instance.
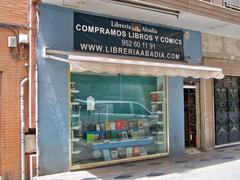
[37,5,72,175]
[37,4,202,175]
[168,77,185,155]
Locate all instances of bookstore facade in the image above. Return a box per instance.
[37,4,224,175]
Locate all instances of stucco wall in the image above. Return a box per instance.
[37,4,202,175]
[168,77,185,156]
[37,5,72,175]
[202,33,240,61]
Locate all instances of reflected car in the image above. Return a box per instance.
[74,99,158,122]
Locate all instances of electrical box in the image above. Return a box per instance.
[8,36,17,47]
[19,34,28,44]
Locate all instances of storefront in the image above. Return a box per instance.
[37,4,223,175]
[202,33,240,148]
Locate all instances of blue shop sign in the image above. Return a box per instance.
[74,12,184,61]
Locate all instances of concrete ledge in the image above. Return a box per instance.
[144,0,240,25]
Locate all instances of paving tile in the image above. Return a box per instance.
[184,165,196,168]
[215,149,224,152]
[148,162,163,165]
[222,157,234,160]
[174,160,188,163]
[146,172,165,177]
[114,174,133,179]
[199,159,211,162]
[122,164,135,167]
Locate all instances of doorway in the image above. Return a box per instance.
[184,81,197,148]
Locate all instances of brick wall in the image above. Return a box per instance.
[0,0,28,25]
[0,0,28,179]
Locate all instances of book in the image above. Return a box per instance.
[93,150,102,159]
[140,146,148,156]
[138,129,145,138]
[102,149,111,161]
[126,147,133,158]
[111,150,118,160]
[111,131,118,139]
[132,131,139,139]
[122,120,129,129]
[122,131,128,140]
[105,121,111,131]
[117,132,122,139]
[105,131,112,139]
[129,122,134,129]
[100,123,105,130]
[133,146,141,157]
[96,124,101,131]
[138,120,144,128]
[93,134,99,141]
[151,93,158,101]
[117,147,125,159]
[87,134,95,143]
[99,131,105,140]
[110,122,116,130]
[115,120,123,130]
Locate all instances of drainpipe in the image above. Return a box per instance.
[21,77,28,180]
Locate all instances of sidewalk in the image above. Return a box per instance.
[35,145,240,180]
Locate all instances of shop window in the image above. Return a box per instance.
[70,74,168,167]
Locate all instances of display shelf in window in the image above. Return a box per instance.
[71,126,81,130]
[71,102,80,106]
[71,89,79,93]
[71,114,80,118]
[70,81,82,155]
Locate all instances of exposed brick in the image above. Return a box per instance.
[0,0,28,179]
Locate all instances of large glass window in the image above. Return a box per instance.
[70,74,168,166]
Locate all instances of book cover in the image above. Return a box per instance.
[111,150,118,160]
[140,146,148,156]
[138,129,145,138]
[138,120,144,128]
[86,134,94,143]
[129,121,134,129]
[122,131,128,140]
[133,146,141,157]
[100,123,105,130]
[132,131,139,139]
[105,131,112,139]
[102,149,111,161]
[151,93,158,101]
[105,121,111,131]
[110,122,116,130]
[117,147,125,159]
[126,147,133,158]
[122,120,129,129]
[95,124,101,131]
[93,134,99,141]
[115,120,123,130]
[117,132,122,139]
[111,131,118,139]
[99,131,105,140]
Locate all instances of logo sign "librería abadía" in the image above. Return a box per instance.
[74,12,184,61]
